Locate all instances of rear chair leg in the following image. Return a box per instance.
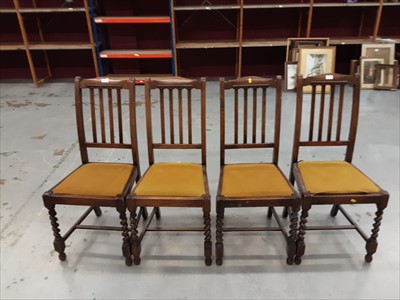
[286,205,299,265]
[282,206,289,218]
[267,207,273,219]
[93,206,102,217]
[365,204,385,263]
[130,209,141,265]
[155,207,161,220]
[215,204,224,266]
[47,204,66,261]
[203,207,212,266]
[141,207,148,220]
[330,204,340,217]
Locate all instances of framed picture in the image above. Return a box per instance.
[374,63,399,91]
[286,37,330,62]
[361,43,395,65]
[284,62,298,91]
[360,57,384,89]
[298,46,336,93]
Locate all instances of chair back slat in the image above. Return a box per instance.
[252,88,257,143]
[159,89,166,144]
[187,89,193,144]
[234,89,239,144]
[98,88,106,143]
[145,77,207,165]
[89,88,97,143]
[168,89,175,144]
[243,88,248,143]
[178,88,184,144]
[291,73,360,170]
[317,85,326,142]
[220,76,282,166]
[336,83,345,141]
[107,89,115,144]
[327,84,336,141]
[261,87,267,143]
[75,77,139,166]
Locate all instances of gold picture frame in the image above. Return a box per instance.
[286,37,330,62]
[361,43,395,65]
[298,46,336,93]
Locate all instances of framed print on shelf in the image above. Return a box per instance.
[298,46,336,93]
[286,37,330,62]
[361,43,395,65]
[285,62,298,92]
[360,57,384,89]
[373,63,399,90]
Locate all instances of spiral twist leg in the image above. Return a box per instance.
[295,206,310,265]
[215,206,224,266]
[47,205,66,261]
[130,210,141,265]
[118,208,132,266]
[203,208,212,266]
[286,205,299,265]
[365,206,385,263]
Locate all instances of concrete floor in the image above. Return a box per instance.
[0,80,399,300]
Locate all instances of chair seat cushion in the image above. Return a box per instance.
[298,161,380,194]
[52,163,133,197]
[221,164,293,198]
[134,162,206,197]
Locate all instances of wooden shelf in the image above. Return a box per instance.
[1,42,94,51]
[95,16,170,24]
[1,7,86,13]
[102,74,176,84]
[174,5,240,11]
[176,40,239,49]
[99,49,172,59]
[242,39,288,47]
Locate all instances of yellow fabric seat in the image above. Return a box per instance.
[221,164,294,198]
[298,161,380,194]
[52,163,133,197]
[134,162,205,197]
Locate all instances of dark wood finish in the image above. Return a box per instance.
[289,72,390,264]
[127,77,211,266]
[216,76,300,266]
[42,77,147,266]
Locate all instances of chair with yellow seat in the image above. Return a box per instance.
[289,73,389,264]
[126,77,211,265]
[42,77,147,266]
[216,76,300,266]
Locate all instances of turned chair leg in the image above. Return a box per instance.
[330,204,340,217]
[365,204,385,263]
[295,205,311,265]
[117,206,132,266]
[215,205,224,266]
[203,207,212,266]
[286,205,299,265]
[130,209,141,265]
[46,204,66,261]
[93,206,102,217]
[155,207,161,220]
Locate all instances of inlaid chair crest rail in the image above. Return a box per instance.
[42,74,389,266]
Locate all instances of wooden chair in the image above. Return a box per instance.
[42,77,147,266]
[216,76,300,266]
[126,77,211,266]
[289,73,389,264]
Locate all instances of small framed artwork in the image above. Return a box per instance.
[284,62,298,92]
[361,43,395,65]
[297,46,336,93]
[286,37,330,62]
[350,59,360,76]
[374,63,399,91]
[360,57,384,89]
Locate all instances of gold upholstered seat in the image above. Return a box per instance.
[53,163,134,197]
[134,162,205,197]
[221,164,293,198]
[297,161,380,195]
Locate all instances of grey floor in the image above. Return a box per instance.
[0,80,399,300]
